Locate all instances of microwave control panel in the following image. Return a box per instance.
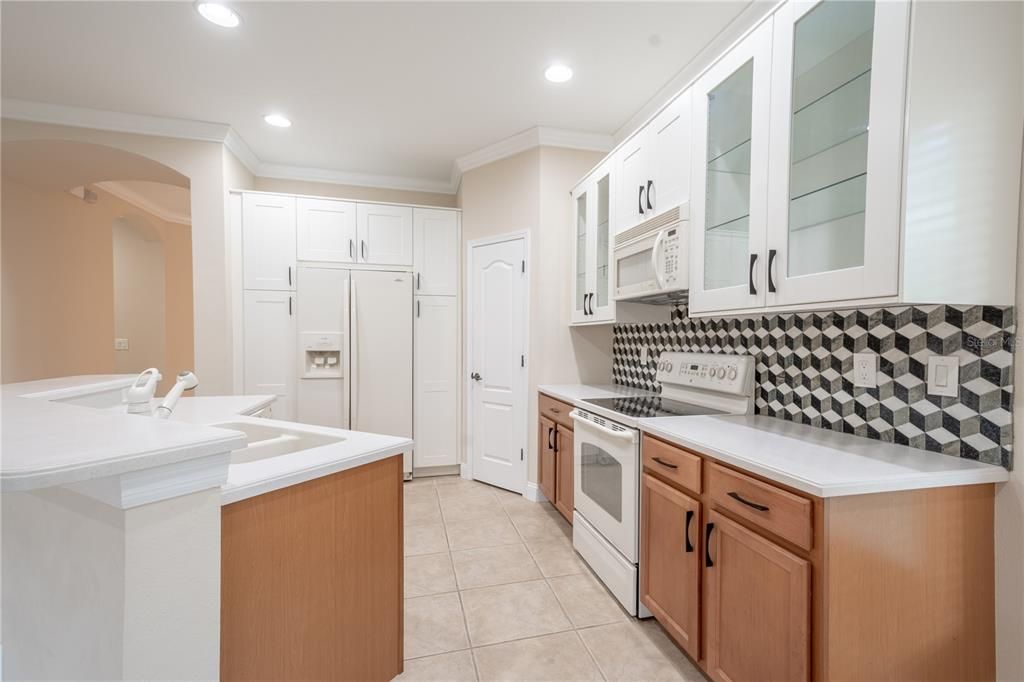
[660,228,681,285]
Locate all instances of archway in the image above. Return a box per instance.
[2,138,194,393]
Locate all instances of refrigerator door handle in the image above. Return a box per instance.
[350,277,359,430]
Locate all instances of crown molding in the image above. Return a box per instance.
[96,181,192,225]
[223,127,261,175]
[256,162,456,195]
[2,98,230,142]
[452,126,614,181]
[3,100,613,197]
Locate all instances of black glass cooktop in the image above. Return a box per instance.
[582,396,726,419]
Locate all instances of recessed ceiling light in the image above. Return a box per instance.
[263,114,292,128]
[195,2,241,28]
[544,63,573,83]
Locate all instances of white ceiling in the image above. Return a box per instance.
[1,1,752,191]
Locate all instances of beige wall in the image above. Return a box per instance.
[459,146,610,484]
[1,178,194,393]
[251,176,456,208]
[996,159,1024,681]
[2,119,231,393]
[113,219,166,377]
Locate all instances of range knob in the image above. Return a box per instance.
[716,367,727,379]
[665,362,673,374]
[658,362,665,372]
[727,367,738,380]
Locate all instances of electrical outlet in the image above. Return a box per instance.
[114,338,129,351]
[853,352,877,388]
[927,356,959,397]
[640,345,650,365]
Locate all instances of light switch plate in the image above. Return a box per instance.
[853,352,877,388]
[640,346,650,365]
[927,355,959,397]
[114,338,129,351]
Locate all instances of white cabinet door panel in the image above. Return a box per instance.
[689,21,773,314]
[413,209,459,296]
[765,0,907,306]
[414,296,458,469]
[243,290,296,421]
[297,198,356,263]
[648,90,692,215]
[243,194,296,290]
[357,203,414,266]
[616,136,648,233]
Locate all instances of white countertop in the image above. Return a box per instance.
[1,393,246,492]
[640,414,1009,497]
[538,384,656,404]
[217,416,412,505]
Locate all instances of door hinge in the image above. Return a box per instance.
[521,448,524,461]
[521,354,525,367]
[521,260,525,273]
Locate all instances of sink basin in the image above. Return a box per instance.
[215,421,344,464]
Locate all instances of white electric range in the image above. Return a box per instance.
[570,351,755,615]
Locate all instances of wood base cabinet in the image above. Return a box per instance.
[221,455,404,681]
[538,393,575,524]
[639,434,997,681]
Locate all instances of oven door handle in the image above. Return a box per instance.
[570,411,637,441]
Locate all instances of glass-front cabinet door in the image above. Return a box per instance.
[570,162,615,325]
[765,0,909,306]
[689,21,774,314]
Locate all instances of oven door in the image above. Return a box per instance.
[571,410,639,563]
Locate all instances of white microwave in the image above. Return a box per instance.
[613,204,689,303]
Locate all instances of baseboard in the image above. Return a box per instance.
[525,482,548,503]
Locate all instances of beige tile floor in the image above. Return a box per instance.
[398,476,706,682]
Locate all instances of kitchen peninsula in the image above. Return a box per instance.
[1,376,411,681]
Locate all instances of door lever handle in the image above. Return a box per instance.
[471,372,482,381]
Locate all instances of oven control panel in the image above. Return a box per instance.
[655,352,754,396]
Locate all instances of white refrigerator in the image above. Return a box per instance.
[297,266,413,476]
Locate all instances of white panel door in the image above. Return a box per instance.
[616,135,648,233]
[689,20,773,314]
[296,198,357,263]
[765,0,907,306]
[243,193,296,290]
[243,290,296,420]
[351,269,413,472]
[469,237,527,493]
[648,89,692,215]
[357,203,414,266]
[414,296,458,469]
[413,209,459,296]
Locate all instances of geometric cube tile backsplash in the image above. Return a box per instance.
[612,305,1015,468]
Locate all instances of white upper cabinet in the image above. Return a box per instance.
[296,197,357,263]
[413,208,459,296]
[615,91,693,234]
[764,0,909,307]
[357,203,414,266]
[647,90,692,217]
[571,162,615,325]
[243,193,296,291]
[689,21,773,314]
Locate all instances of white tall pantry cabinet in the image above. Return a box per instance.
[235,190,461,475]
[413,209,461,470]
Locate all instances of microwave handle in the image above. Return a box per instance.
[651,229,666,289]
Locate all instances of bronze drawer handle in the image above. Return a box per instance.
[550,407,560,413]
[652,456,678,470]
[728,491,770,512]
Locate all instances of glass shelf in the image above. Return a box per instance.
[707,213,752,233]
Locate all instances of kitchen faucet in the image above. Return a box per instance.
[154,371,199,419]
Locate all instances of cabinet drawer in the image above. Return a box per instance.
[642,435,702,494]
[706,462,813,551]
[539,393,574,429]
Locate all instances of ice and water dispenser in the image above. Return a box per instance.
[302,332,343,378]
